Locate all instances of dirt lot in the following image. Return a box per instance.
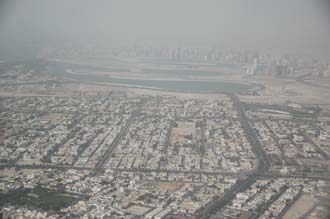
[283,194,319,219]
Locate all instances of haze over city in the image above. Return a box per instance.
[0,1,330,219]
[1,0,330,58]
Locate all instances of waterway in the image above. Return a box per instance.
[48,62,256,93]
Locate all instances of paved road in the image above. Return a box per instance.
[92,103,143,175]
[198,94,271,218]
[0,163,92,171]
[230,94,270,175]
[111,167,249,177]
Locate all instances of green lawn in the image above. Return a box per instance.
[0,187,77,211]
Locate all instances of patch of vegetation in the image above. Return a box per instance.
[0,186,77,211]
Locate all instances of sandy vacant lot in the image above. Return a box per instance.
[283,194,319,219]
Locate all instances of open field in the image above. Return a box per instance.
[0,187,77,211]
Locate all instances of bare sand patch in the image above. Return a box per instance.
[283,194,319,219]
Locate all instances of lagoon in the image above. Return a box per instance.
[49,62,255,93]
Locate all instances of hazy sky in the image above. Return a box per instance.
[1,0,330,58]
